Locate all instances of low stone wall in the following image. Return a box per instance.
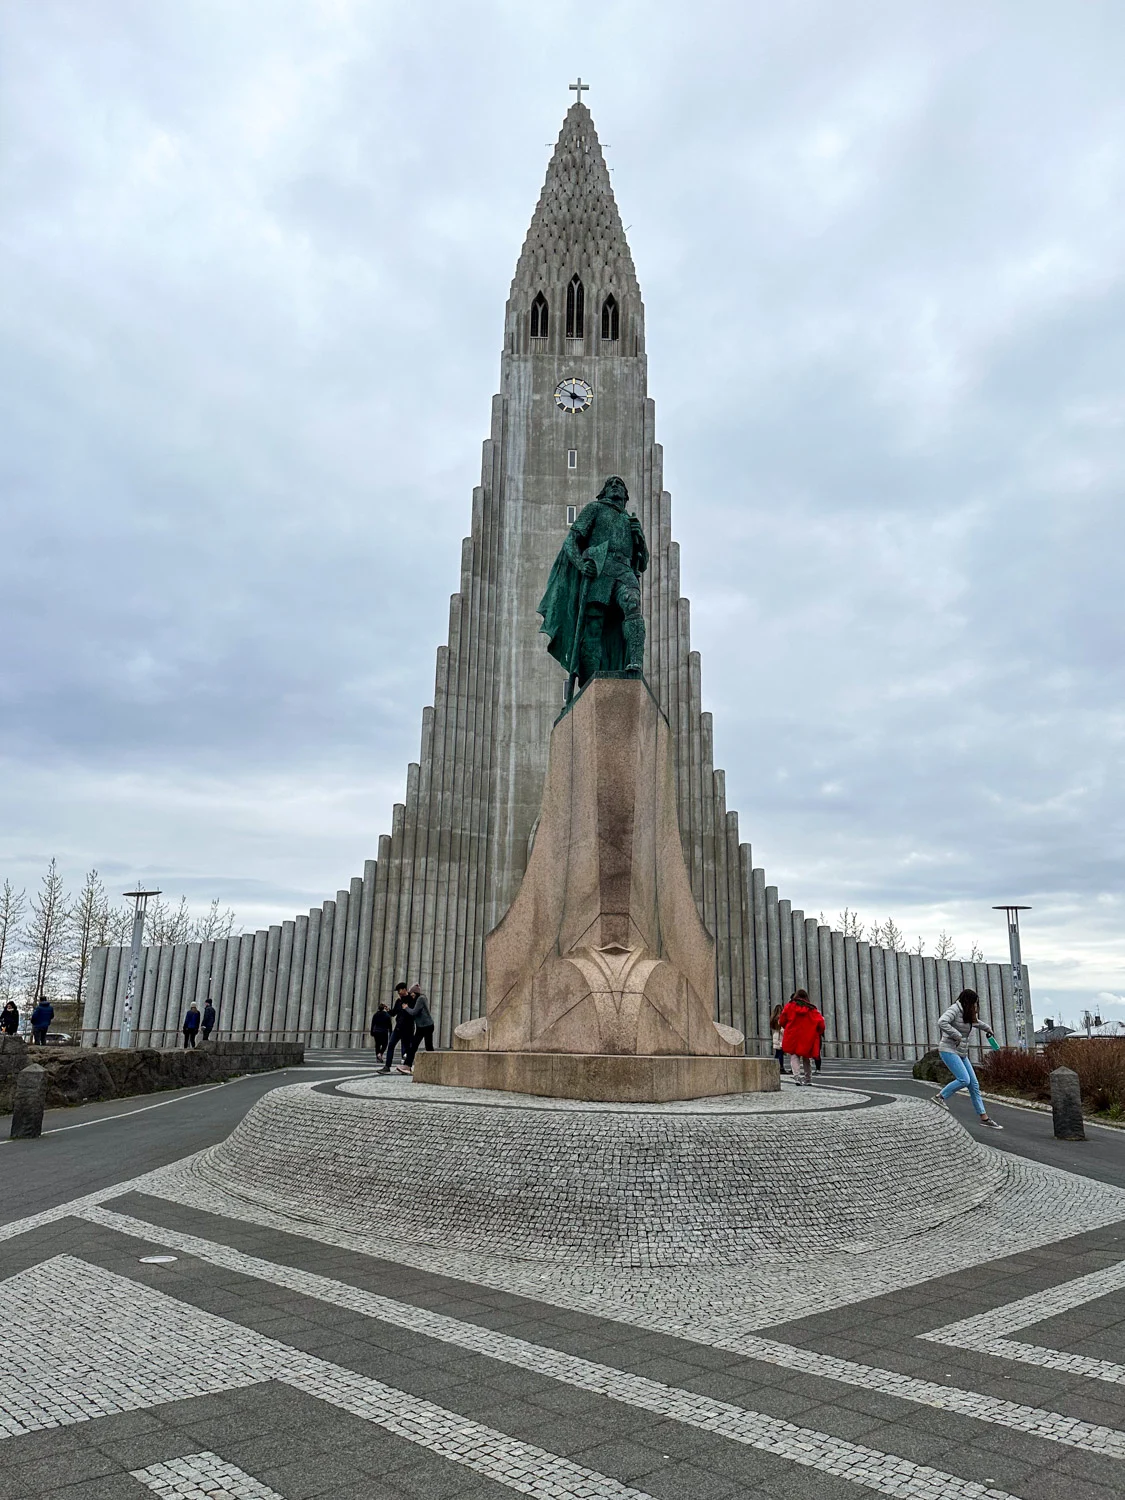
[0,1035,303,1113]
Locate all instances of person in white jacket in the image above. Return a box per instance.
[932,989,1003,1129]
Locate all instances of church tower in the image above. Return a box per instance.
[363,97,745,1039]
[81,97,1027,1059]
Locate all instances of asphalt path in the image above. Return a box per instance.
[0,1064,377,1226]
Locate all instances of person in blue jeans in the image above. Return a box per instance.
[932,988,1003,1129]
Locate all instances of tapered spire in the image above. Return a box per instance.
[511,104,639,300]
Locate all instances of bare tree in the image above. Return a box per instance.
[880,918,904,953]
[146,894,193,946]
[25,859,70,1001]
[837,907,865,940]
[70,869,108,1012]
[912,935,927,956]
[934,931,957,960]
[0,880,26,1002]
[964,941,984,963]
[192,899,239,941]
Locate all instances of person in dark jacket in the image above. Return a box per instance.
[1,1001,20,1036]
[403,986,435,1065]
[370,1002,392,1061]
[30,997,54,1045]
[200,1000,216,1041]
[379,984,415,1074]
[182,1002,201,1049]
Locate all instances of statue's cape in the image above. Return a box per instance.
[537,539,608,671]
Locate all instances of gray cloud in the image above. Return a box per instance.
[2,1,1123,1027]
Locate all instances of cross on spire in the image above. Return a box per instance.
[569,77,590,106]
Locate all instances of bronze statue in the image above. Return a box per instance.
[537,476,648,696]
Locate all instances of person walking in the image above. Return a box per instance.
[778,989,825,1087]
[30,996,54,1045]
[370,1002,392,1061]
[932,989,1003,1129]
[1,1001,20,1036]
[769,1005,785,1072]
[403,985,435,1066]
[200,998,216,1041]
[379,984,416,1075]
[182,1002,201,1049]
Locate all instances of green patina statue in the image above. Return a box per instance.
[538,476,649,695]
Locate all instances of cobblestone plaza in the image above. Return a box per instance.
[2,1062,1123,1500]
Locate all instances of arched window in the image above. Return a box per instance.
[530,292,549,340]
[601,294,619,342]
[565,275,584,339]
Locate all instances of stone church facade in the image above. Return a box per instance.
[82,103,1026,1055]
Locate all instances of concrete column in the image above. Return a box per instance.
[311,900,335,1041]
[724,812,746,1039]
[897,951,916,1053]
[339,875,364,1043]
[297,908,321,1039]
[936,957,951,1015]
[752,869,769,1018]
[241,931,265,1039]
[792,910,807,993]
[996,960,1014,1044]
[765,886,782,1013]
[148,944,174,1048]
[391,765,421,1007]
[94,946,119,1045]
[844,935,861,1052]
[909,954,927,1053]
[923,956,939,1050]
[254,924,279,1037]
[407,710,437,984]
[367,833,393,1024]
[285,916,307,1035]
[82,946,108,1047]
[738,847,758,1040]
[871,946,889,1059]
[181,944,201,1037]
[858,941,875,1050]
[378,804,406,1016]
[272,922,294,1039]
[804,918,821,1013]
[136,945,162,1046]
[948,960,963,1001]
[353,860,377,1038]
[831,931,847,1053]
[207,939,227,1018]
[711,770,731,1026]
[817,927,835,1053]
[231,933,255,1039]
[220,937,241,1037]
[324,890,350,1045]
[884,947,902,1059]
[194,940,215,1012]
[778,897,794,1004]
[168,945,188,1047]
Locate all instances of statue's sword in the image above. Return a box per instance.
[566,541,608,705]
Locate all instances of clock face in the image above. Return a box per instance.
[555,377,593,413]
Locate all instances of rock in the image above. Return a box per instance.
[10,1064,46,1139]
[913,1049,954,1085]
[1050,1065,1086,1141]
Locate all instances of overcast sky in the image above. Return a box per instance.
[2,1,1123,1028]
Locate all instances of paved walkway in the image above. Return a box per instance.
[1,1065,1123,1500]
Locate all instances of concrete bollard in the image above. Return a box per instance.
[1050,1065,1086,1142]
[9,1063,47,1140]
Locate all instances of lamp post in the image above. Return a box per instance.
[993,905,1031,1049]
[119,888,161,1048]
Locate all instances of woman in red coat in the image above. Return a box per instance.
[778,989,825,1086]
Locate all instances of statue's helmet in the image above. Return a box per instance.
[596,476,629,504]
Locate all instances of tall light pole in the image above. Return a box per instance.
[119,888,161,1048]
[993,905,1032,1049]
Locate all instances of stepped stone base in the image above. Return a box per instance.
[413,1050,777,1102]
